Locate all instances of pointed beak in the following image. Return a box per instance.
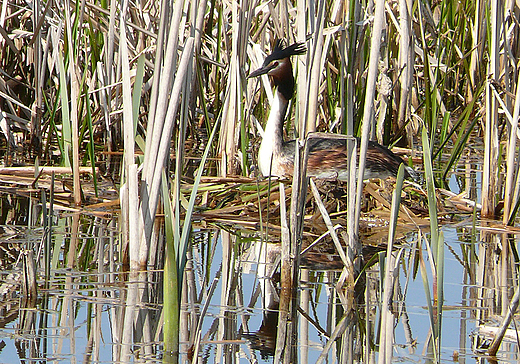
[247,63,275,79]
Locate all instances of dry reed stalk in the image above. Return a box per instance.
[119,6,140,268]
[338,30,347,132]
[142,0,183,182]
[503,74,520,224]
[32,0,43,157]
[286,132,306,363]
[120,20,134,172]
[63,0,81,207]
[375,42,390,144]
[300,268,309,364]
[345,76,358,260]
[309,178,351,268]
[303,0,326,135]
[219,0,243,176]
[397,0,414,148]
[142,0,168,162]
[106,0,118,85]
[355,0,385,233]
[468,0,485,100]
[296,0,306,127]
[274,181,294,363]
[481,0,501,218]
[138,37,194,263]
[21,248,37,300]
[95,64,113,172]
[128,164,139,268]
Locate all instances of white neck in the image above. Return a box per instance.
[258,91,288,176]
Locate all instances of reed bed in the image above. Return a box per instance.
[1,0,520,362]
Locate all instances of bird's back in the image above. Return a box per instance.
[281,137,416,180]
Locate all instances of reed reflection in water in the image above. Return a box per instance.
[0,205,519,362]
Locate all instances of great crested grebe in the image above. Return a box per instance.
[248,40,417,180]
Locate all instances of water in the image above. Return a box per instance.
[194,223,519,363]
[1,169,519,363]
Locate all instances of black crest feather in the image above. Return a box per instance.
[264,40,307,66]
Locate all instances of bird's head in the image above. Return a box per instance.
[248,40,307,99]
[248,40,306,78]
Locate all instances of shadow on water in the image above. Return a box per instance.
[0,167,520,363]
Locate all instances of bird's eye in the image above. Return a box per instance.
[272,61,279,68]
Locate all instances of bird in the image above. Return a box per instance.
[248,40,418,181]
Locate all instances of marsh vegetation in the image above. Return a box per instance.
[1,0,520,363]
